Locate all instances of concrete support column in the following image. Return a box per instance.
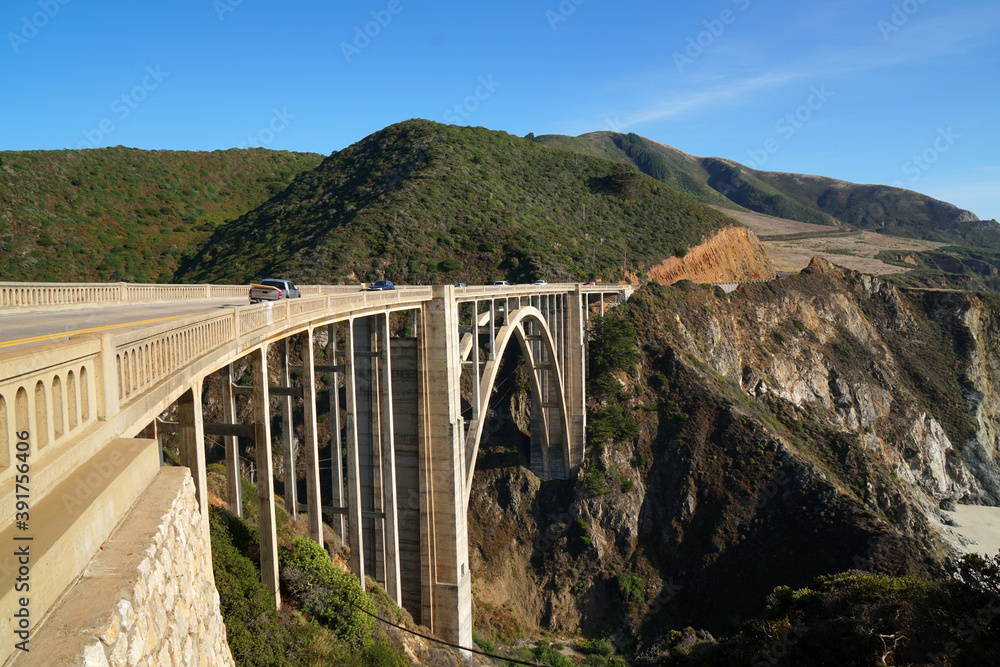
[251,345,281,608]
[139,420,163,466]
[566,287,587,470]
[419,286,472,648]
[280,338,297,516]
[391,335,423,622]
[222,363,242,518]
[471,301,481,422]
[378,313,402,606]
[354,317,380,582]
[328,323,345,542]
[177,383,208,536]
[344,318,366,588]
[301,329,324,545]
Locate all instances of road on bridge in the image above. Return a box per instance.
[0,298,246,352]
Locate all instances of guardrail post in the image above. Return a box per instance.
[96,334,119,420]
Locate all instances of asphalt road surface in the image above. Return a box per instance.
[0,299,247,353]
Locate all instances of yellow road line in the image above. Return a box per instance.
[0,313,195,349]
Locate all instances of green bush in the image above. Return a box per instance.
[279,537,377,645]
[589,315,640,397]
[587,403,638,446]
[209,510,301,666]
[583,465,611,496]
[615,572,647,603]
[535,643,574,667]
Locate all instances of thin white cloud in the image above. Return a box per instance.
[616,71,798,127]
[598,4,1000,128]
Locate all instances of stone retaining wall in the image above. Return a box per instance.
[17,467,234,666]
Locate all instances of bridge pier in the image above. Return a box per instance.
[326,322,346,543]
[251,344,281,608]
[279,338,297,516]
[221,363,242,518]
[300,328,324,545]
[177,383,209,535]
[419,288,473,647]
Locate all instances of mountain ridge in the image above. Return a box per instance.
[175,120,743,285]
[534,130,991,243]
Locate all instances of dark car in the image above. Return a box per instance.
[367,280,395,291]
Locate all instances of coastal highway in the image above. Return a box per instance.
[0,298,247,353]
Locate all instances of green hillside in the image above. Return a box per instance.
[175,120,737,285]
[535,131,994,246]
[0,147,323,282]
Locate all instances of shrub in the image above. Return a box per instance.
[615,572,647,603]
[279,537,377,645]
[588,315,640,397]
[209,510,301,666]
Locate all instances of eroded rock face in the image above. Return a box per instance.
[647,226,776,285]
[960,302,1000,503]
[468,255,1000,649]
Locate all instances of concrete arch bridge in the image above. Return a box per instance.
[0,281,632,657]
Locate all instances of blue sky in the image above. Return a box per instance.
[3,0,999,220]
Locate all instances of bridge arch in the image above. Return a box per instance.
[460,304,572,503]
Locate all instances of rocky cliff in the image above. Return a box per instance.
[467,258,1000,654]
[646,226,776,285]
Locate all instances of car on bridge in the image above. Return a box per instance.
[493,280,512,286]
[249,278,301,303]
[367,280,395,291]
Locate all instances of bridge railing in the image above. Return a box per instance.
[0,281,369,309]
